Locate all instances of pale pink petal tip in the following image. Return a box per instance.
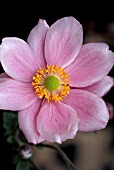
[82,76,114,97]
[27,19,49,68]
[45,16,83,68]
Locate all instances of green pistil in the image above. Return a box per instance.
[44,76,60,91]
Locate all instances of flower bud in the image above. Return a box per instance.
[20,144,33,159]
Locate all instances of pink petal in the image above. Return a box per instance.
[45,17,83,68]
[0,72,9,78]
[27,19,49,68]
[18,99,44,144]
[106,102,114,120]
[0,78,37,110]
[82,76,114,97]
[63,89,109,131]
[0,38,40,82]
[66,43,114,87]
[37,100,79,143]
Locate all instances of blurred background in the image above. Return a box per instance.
[0,1,114,170]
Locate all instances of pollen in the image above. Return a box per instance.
[32,65,70,102]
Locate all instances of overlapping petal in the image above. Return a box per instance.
[0,77,37,110]
[66,43,114,87]
[45,17,83,68]
[82,76,114,97]
[0,38,40,82]
[37,100,79,143]
[18,99,44,144]
[27,19,49,68]
[63,89,109,131]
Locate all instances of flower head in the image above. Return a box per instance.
[0,17,114,144]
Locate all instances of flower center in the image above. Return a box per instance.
[44,76,60,91]
[32,65,70,102]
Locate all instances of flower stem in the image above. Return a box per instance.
[14,128,24,146]
[37,143,79,170]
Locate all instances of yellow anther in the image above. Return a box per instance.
[32,65,70,102]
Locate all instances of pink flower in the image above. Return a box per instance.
[0,17,114,144]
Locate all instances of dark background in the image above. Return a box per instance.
[0,1,114,170]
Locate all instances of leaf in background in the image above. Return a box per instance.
[16,160,31,170]
[13,154,22,164]
[3,111,18,144]
[6,135,14,144]
[13,154,33,170]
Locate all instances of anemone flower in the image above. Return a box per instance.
[0,17,114,144]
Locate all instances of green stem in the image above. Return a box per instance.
[14,128,24,146]
[37,143,79,170]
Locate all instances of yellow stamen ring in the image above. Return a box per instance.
[32,65,70,102]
